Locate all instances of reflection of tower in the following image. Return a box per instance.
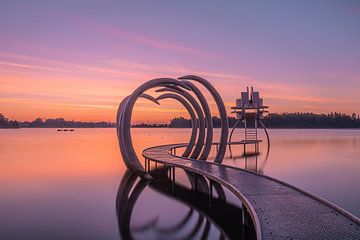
[244,150,258,172]
[229,87,270,158]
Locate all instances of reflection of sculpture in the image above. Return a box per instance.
[116,75,229,179]
[116,170,147,239]
[116,169,256,239]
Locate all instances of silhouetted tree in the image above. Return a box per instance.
[31,118,44,127]
[0,113,19,128]
[0,113,7,126]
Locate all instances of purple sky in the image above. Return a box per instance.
[1,1,360,122]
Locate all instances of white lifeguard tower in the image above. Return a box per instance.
[229,87,269,155]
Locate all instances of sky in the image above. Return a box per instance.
[1,0,360,123]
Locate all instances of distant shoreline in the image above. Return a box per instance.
[1,112,360,129]
[2,127,360,130]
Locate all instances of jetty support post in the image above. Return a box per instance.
[171,167,175,192]
[209,180,213,211]
[172,167,175,182]
[195,174,198,192]
[242,207,248,226]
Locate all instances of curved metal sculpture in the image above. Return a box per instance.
[116,75,229,179]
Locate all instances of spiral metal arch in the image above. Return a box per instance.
[116,76,228,179]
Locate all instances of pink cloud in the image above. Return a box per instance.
[68,16,222,60]
[0,60,71,73]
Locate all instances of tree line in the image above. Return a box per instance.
[0,114,115,128]
[2,112,360,129]
[169,112,360,128]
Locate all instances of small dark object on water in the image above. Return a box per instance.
[57,129,75,132]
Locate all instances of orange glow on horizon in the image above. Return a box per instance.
[1,50,359,122]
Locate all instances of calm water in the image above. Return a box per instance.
[0,128,359,239]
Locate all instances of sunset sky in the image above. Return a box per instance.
[1,1,360,123]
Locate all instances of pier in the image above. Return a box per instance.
[142,143,360,240]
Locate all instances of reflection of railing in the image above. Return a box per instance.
[116,169,256,240]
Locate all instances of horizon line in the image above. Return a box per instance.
[2,111,359,124]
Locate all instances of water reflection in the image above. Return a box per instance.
[227,141,270,174]
[1,128,359,238]
[116,169,256,240]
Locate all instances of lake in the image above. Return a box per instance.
[0,128,359,239]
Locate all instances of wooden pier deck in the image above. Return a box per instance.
[143,143,360,240]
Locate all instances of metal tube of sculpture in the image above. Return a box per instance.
[182,81,213,161]
[155,93,198,157]
[156,87,205,159]
[178,75,229,163]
